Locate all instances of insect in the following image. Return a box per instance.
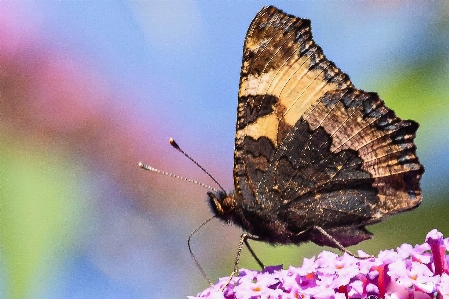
[140,5,424,285]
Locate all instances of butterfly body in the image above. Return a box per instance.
[208,6,423,250]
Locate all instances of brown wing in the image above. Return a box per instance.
[233,6,423,222]
[234,6,353,207]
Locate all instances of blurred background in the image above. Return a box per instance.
[1,1,448,298]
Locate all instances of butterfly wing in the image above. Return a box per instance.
[259,89,423,246]
[234,6,353,208]
[234,6,423,245]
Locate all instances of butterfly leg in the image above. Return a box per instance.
[244,235,265,269]
[221,233,248,291]
[313,225,373,259]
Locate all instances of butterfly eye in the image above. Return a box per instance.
[222,196,236,213]
[207,192,236,217]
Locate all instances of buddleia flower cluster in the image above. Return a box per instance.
[189,229,449,299]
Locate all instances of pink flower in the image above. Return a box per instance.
[191,229,448,299]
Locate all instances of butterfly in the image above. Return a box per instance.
[140,5,424,285]
[207,5,424,265]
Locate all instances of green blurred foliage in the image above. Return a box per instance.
[0,141,91,299]
[380,58,448,122]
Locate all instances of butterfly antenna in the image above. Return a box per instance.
[138,162,219,192]
[169,138,226,193]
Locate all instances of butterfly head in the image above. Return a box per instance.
[207,191,237,222]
